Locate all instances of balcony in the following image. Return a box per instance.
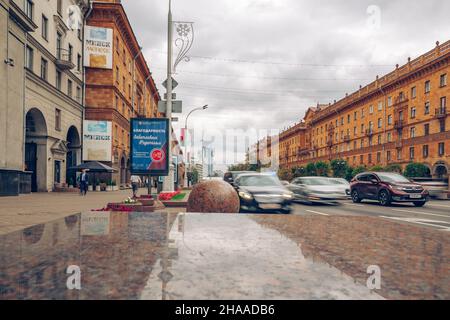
[393,94,409,109]
[365,129,374,137]
[55,48,75,70]
[435,107,447,119]
[395,141,403,149]
[343,135,351,142]
[394,120,405,130]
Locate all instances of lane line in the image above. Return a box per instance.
[391,208,449,218]
[426,203,450,209]
[342,203,365,207]
[305,210,329,216]
[380,216,450,231]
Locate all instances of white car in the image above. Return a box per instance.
[288,177,349,204]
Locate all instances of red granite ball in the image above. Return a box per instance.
[187,180,240,213]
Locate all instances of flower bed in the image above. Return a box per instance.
[158,190,181,201]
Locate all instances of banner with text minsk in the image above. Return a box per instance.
[130,118,169,176]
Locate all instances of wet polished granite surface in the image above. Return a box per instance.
[0,212,448,300]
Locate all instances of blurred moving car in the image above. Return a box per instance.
[328,178,351,199]
[223,171,254,185]
[233,173,293,214]
[288,177,348,204]
[350,172,429,207]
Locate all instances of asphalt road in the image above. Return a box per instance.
[292,199,450,231]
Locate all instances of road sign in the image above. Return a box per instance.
[164,93,177,100]
[162,77,178,90]
[158,100,183,113]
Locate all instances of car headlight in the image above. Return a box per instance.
[283,193,293,199]
[239,191,253,200]
[392,186,407,191]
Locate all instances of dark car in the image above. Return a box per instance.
[223,171,254,184]
[350,172,429,207]
[234,173,293,214]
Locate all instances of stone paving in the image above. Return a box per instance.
[0,189,185,235]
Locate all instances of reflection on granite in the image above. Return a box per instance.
[187,180,240,213]
[0,212,448,300]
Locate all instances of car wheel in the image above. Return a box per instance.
[413,201,426,207]
[351,190,362,203]
[378,190,391,206]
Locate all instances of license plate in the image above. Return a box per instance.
[410,194,422,199]
[259,204,281,210]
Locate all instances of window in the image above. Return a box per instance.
[115,95,119,109]
[360,154,364,164]
[409,147,414,160]
[40,58,48,80]
[361,124,364,134]
[411,86,416,99]
[354,111,357,121]
[387,96,392,107]
[425,80,431,93]
[369,105,374,114]
[410,127,416,138]
[25,0,34,20]
[41,15,48,40]
[388,115,392,125]
[347,114,350,124]
[440,74,447,87]
[123,76,126,91]
[368,153,372,163]
[55,109,61,131]
[424,124,430,135]
[57,0,62,15]
[424,101,430,115]
[77,54,82,72]
[411,107,416,118]
[378,118,382,128]
[440,97,447,111]
[377,135,381,144]
[440,120,446,133]
[68,44,73,63]
[438,142,445,156]
[25,46,34,70]
[387,132,392,142]
[353,126,357,135]
[340,117,344,125]
[116,67,119,83]
[116,36,119,53]
[76,87,81,102]
[56,71,61,90]
[361,108,365,118]
[56,32,62,59]
[378,102,383,111]
[387,151,391,161]
[123,48,126,64]
[377,152,381,163]
[423,145,429,158]
[67,79,73,97]
[397,149,402,160]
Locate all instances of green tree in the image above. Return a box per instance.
[369,165,385,172]
[352,166,366,178]
[404,163,431,178]
[345,166,355,181]
[316,161,330,177]
[305,162,317,176]
[385,164,403,173]
[278,168,293,181]
[292,166,306,178]
[330,159,350,178]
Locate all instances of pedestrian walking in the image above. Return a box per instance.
[80,169,89,196]
[130,175,142,198]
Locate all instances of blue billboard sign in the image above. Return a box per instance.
[130,118,169,176]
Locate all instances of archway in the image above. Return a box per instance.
[25,108,48,192]
[120,156,126,185]
[435,165,448,180]
[66,126,81,186]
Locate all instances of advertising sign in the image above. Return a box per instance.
[82,120,112,161]
[130,118,169,176]
[81,212,110,236]
[84,26,113,69]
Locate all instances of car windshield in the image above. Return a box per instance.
[238,175,281,187]
[376,173,411,183]
[297,177,333,185]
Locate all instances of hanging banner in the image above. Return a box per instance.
[84,26,113,69]
[130,118,169,176]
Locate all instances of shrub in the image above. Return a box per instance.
[278,168,293,181]
[292,166,306,178]
[330,159,350,178]
[316,161,330,177]
[404,163,431,178]
[305,162,317,176]
[385,164,403,173]
[369,165,385,172]
[352,166,366,177]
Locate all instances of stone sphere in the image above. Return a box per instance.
[187,180,240,213]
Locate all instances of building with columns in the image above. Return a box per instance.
[1,0,89,195]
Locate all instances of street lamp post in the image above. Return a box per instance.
[184,105,208,187]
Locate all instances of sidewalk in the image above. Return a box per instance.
[0,188,176,235]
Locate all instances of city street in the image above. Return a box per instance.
[292,200,450,231]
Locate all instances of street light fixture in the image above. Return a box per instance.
[184,104,208,187]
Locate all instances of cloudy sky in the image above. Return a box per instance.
[122,0,449,170]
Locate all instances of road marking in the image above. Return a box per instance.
[306,210,329,216]
[391,209,449,218]
[426,203,450,209]
[380,216,450,231]
[343,203,365,207]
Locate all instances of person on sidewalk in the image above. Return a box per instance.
[80,169,89,196]
[130,175,142,198]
